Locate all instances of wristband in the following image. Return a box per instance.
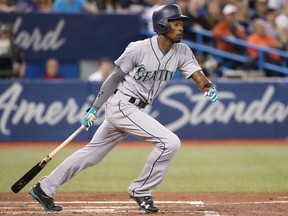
[202,83,215,92]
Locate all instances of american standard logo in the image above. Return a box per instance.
[156,85,288,131]
[13,17,66,52]
[0,83,96,135]
[0,82,287,136]
[133,66,174,82]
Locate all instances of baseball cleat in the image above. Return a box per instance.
[29,183,62,212]
[129,194,159,213]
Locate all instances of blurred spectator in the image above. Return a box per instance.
[44,58,63,79]
[251,0,267,21]
[183,0,212,41]
[275,2,288,52]
[177,0,189,15]
[275,1,288,51]
[88,57,113,82]
[277,26,288,52]
[275,1,288,31]
[246,18,283,77]
[0,0,16,12]
[196,54,218,78]
[95,0,118,13]
[184,0,210,30]
[0,23,26,79]
[267,0,285,11]
[53,0,99,15]
[142,0,167,33]
[214,0,236,9]
[35,0,53,13]
[236,0,252,36]
[212,4,247,75]
[212,4,247,53]
[15,0,37,12]
[264,8,279,39]
[203,0,222,30]
[117,0,147,14]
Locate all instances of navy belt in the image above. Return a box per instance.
[114,89,148,109]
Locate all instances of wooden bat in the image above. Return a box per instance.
[11,125,85,193]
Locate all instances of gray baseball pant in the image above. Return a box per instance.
[40,91,181,198]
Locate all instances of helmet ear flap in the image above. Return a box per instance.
[156,20,170,34]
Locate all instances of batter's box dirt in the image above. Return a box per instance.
[0,192,288,215]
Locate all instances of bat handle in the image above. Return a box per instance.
[48,125,85,159]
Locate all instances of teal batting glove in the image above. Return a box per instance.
[203,86,218,103]
[81,107,98,129]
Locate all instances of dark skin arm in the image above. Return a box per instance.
[190,70,212,92]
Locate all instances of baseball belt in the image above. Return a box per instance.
[113,89,148,109]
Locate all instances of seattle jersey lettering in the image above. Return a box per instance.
[133,66,174,82]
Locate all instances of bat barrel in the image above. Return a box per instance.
[11,162,43,193]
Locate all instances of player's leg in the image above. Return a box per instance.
[109,104,180,213]
[125,111,180,195]
[29,119,127,211]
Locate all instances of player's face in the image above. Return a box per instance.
[165,19,184,43]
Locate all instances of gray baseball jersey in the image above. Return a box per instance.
[116,35,201,103]
[38,35,202,199]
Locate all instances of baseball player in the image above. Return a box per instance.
[28,4,218,213]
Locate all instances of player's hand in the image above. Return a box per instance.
[81,107,98,129]
[203,87,218,103]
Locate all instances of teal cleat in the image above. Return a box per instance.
[29,183,62,212]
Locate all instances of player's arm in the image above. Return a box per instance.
[81,66,126,128]
[92,66,125,109]
[190,70,218,103]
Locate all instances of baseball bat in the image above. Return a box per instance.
[11,125,85,193]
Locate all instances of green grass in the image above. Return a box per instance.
[1,144,288,193]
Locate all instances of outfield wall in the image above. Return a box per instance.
[0,79,287,141]
[0,13,140,61]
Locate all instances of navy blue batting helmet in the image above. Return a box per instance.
[152,4,189,34]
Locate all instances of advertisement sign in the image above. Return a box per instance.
[0,13,140,60]
[0,80,287,141]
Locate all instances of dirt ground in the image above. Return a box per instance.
[1,140,288,215]
[1,192,288,216]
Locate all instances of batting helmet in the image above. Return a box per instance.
[152,4,189,34]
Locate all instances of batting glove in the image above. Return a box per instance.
[81,107,98,129]
[203,86,218,103]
